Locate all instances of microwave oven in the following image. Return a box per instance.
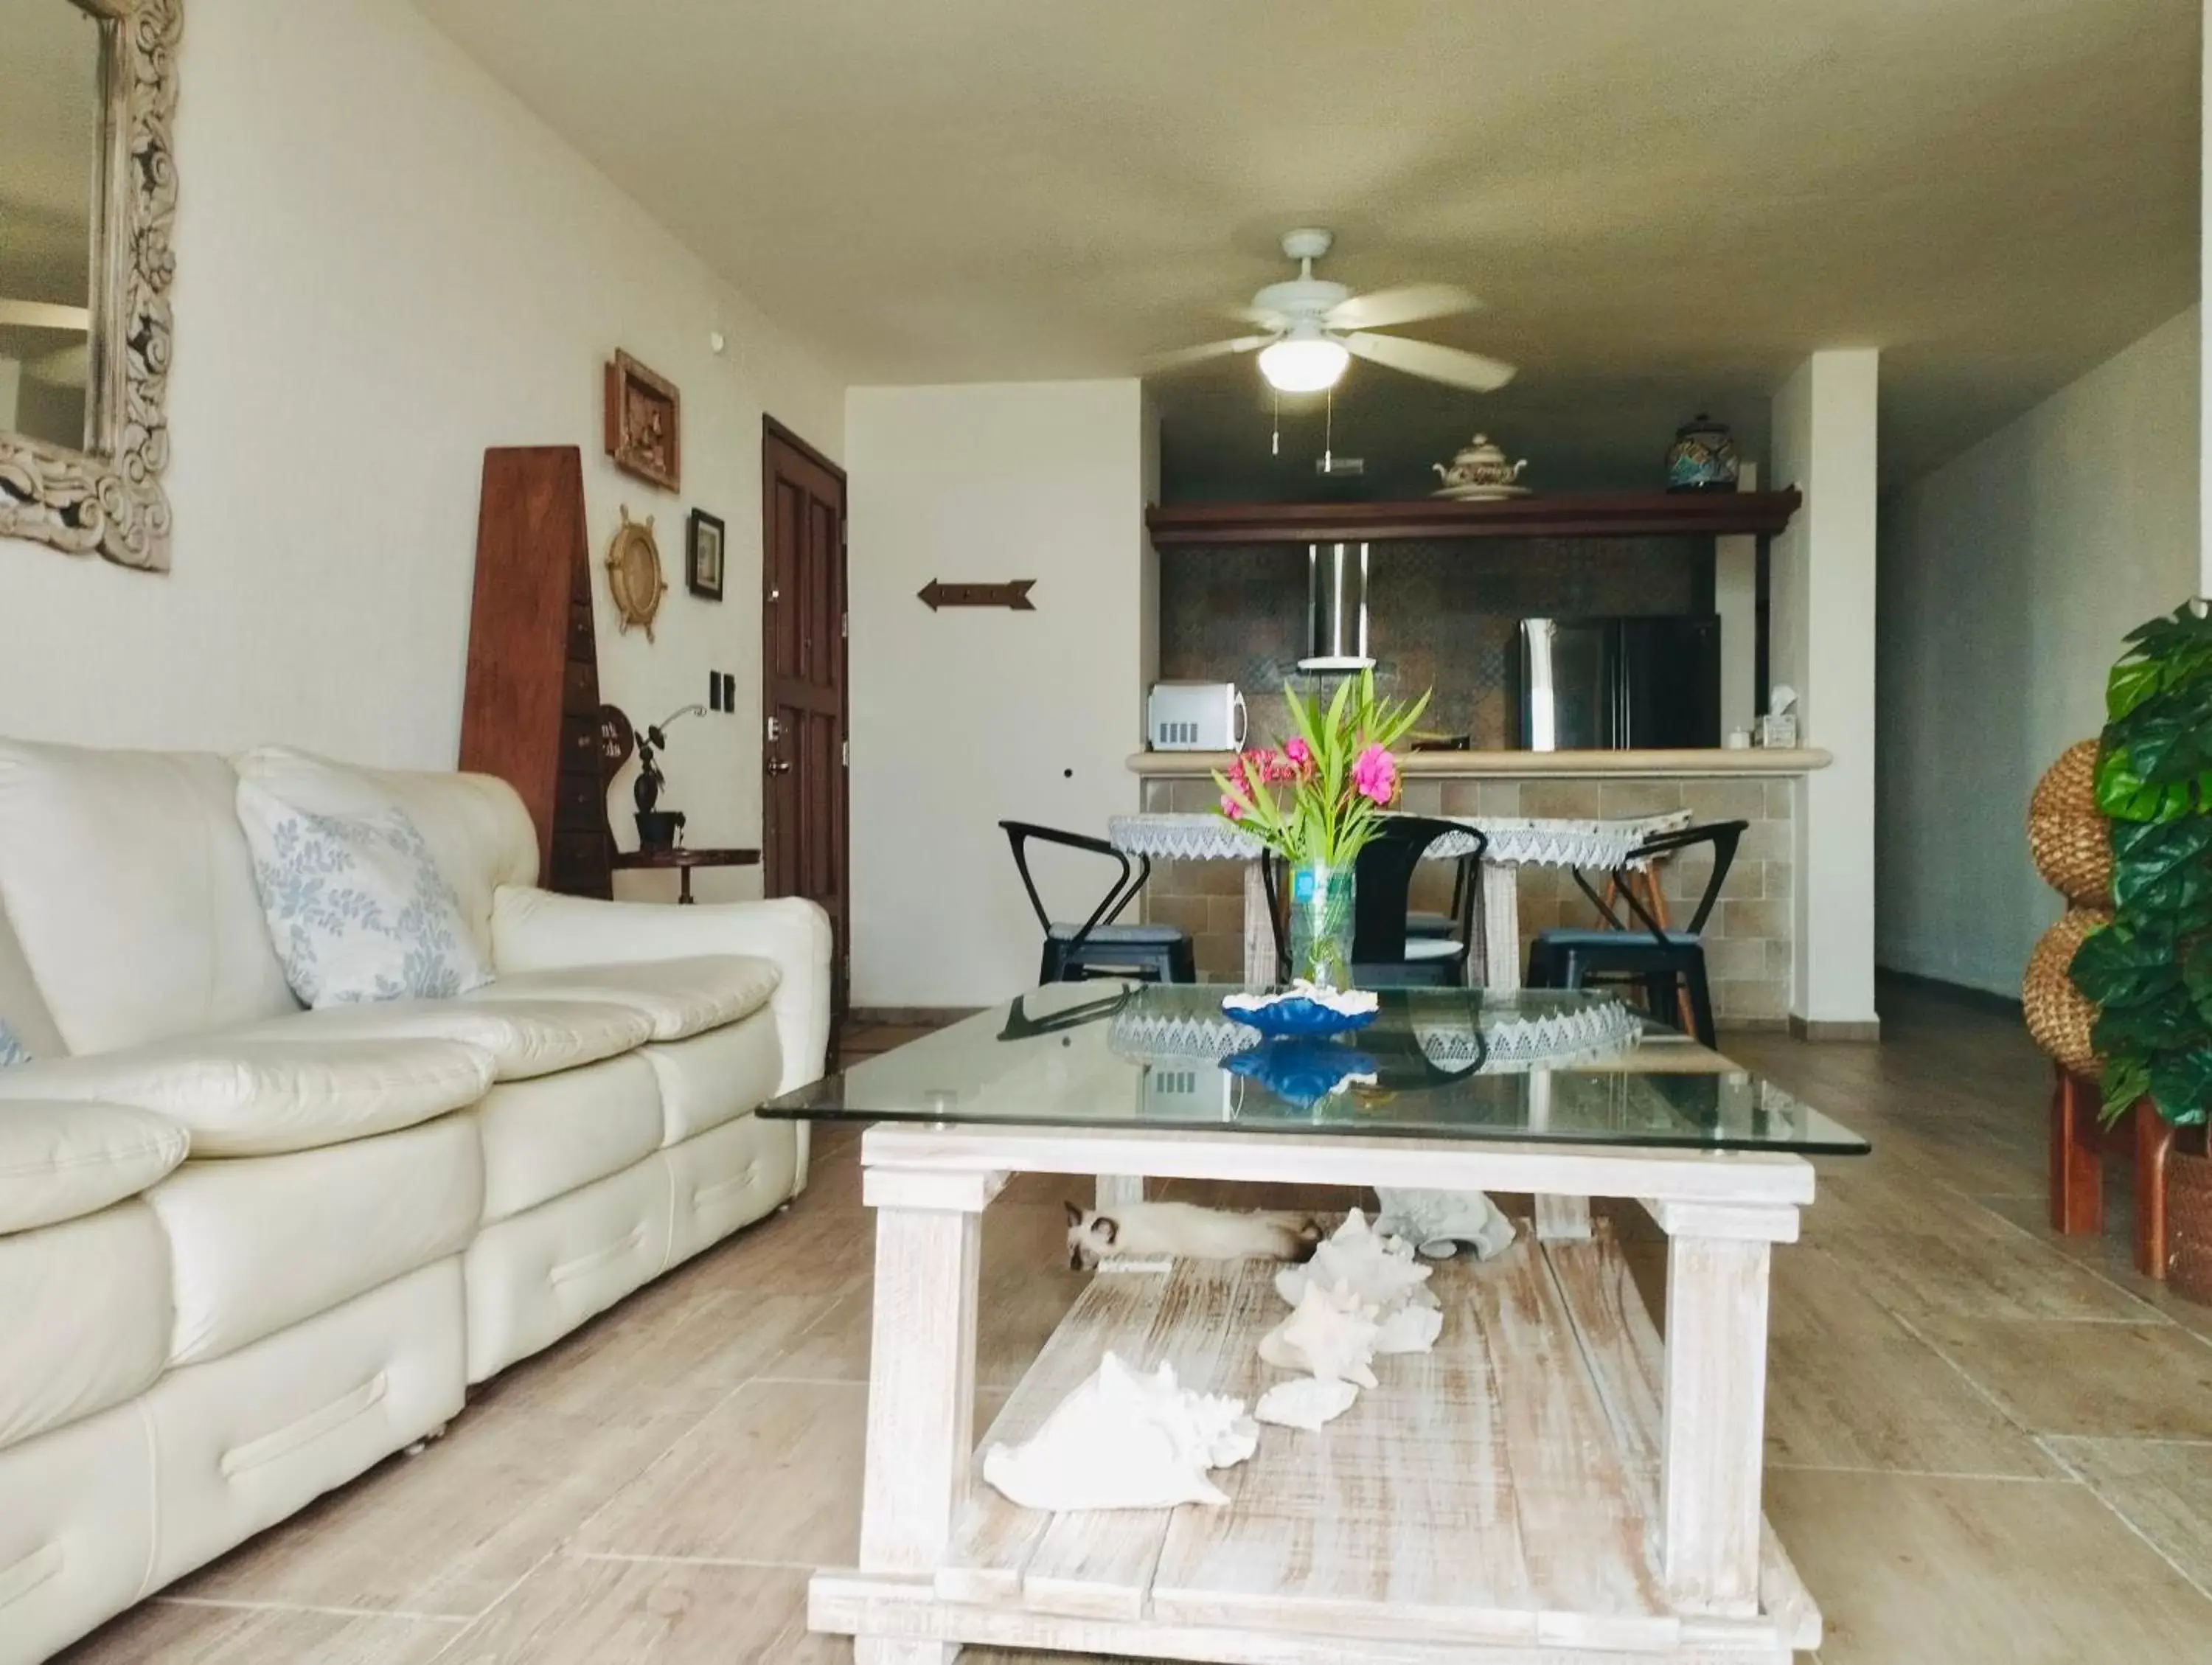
[1147,682,1246,751]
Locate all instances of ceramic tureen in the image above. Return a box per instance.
[1431,434,1530,499]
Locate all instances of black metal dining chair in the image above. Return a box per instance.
[1000,820,1196,984]
[1260,817,1486,987]
[1523,820,1747,1047]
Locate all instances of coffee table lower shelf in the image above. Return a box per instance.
[812,1237,1820,1664]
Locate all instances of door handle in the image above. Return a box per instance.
[766,758,793,775]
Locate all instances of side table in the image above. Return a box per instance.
[610,845,760,904]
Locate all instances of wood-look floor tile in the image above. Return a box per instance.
[55,1600,461,1665]
[1768,1468,2212,1664]
[1911,1316,2212,1439]
[571,1380,1008,1568]
[685,1184,874,1298]
[1764,1248,2054,1477]
[574,1379,869,1565]
[174,1402,701,1618]
[434,1556,838,1664]
[2044,1436,2212,1595]
[1816,1214,2157,1326]
[485,1282,839,1418]
[1976,1191,2212,1346]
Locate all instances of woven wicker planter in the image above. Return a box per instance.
[2028,740,2112,906]
[2023,907,2107,1075]
[2168,1139,2212,1304]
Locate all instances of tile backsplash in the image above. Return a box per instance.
[1159,537,1714,748]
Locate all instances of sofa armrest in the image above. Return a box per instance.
[0,1100,189,1234]
[490,888,832,1095]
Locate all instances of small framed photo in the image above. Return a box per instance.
[686,507,726,601]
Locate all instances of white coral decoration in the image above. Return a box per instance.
[981,1352,1258,1512]
[1259,1279,1382,1388]
[1254,1375,1360,1430]
[1277,1209,1438,1315]
[1374,1302,1444,1355]
[1374,1187,1519,1262]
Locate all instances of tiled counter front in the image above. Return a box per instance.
[1136,775,1796,1024]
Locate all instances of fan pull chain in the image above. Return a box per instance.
[1323,386,1334,473]
[1270,386,1279,457]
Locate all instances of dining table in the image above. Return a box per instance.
[1106,809,1691,990]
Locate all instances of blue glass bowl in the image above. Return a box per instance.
[1223,1037,1380,1110]
[1220,995,1379,1039]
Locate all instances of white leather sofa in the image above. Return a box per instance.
[0,739,831,1662]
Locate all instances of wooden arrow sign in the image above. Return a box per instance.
[918,579,1036,612]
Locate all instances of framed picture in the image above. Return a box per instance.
[604,350,681,490]
[686,507,726,601]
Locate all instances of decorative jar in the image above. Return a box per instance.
[1665,414,1739,493]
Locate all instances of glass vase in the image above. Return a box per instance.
[1286,860,1356,989]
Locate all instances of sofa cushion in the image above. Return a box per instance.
[234,748,537,965]
[0,1037,493,1158]
[147,1115,481,1366]
[0,1199,171,1448]
[235,782,493,1007]
[641,1008,783,1145]
[215,997,650,1083]
[465,955,779,1043]
[470,1052,665,1226]
[0,742,295,1056]
[0,1101,188,1234]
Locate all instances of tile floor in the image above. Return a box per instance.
[55,987,2212,1664]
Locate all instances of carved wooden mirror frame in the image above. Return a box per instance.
[0,0,181,572]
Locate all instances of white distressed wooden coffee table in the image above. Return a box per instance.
[764,984,1867,1665]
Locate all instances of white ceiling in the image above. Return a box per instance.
[415,0,2199,487]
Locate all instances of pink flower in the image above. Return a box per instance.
[1352,743,1397,806]
[1220,792,1247,821]
[1260,748,1300,784]
[1283,737,1314,776]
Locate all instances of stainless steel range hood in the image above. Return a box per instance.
[1299,540,1374,672]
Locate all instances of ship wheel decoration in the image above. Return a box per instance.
[605,505,667,640]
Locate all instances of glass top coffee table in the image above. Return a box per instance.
[765,984,1868,1665]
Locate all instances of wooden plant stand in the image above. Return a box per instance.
[812,1125,1824,1664]
[2048,1063,2174,1279]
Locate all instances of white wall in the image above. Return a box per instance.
[1771,350,1881,1029]
[1879,307,2200,995]
[0,0,843,903]
[846,380,1150,1007]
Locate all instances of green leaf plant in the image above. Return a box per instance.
[2070,599,2212,1127]
[1211,670,1431,869]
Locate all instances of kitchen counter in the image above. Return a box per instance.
[1126,747,1831,779]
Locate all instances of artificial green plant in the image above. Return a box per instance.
[2070,599,2212,1125]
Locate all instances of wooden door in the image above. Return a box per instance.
[761,418,849,1014]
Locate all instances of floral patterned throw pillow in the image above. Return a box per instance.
[236,782,492,1007]
[0,1020,27,1067]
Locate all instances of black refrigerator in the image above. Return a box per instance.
[1517,616,1721,751]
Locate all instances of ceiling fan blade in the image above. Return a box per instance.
[1344,331,1516,392]
[1141,334,1273,372]
[1327,283,1478,333]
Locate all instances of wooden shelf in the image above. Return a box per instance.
[815,1245,1819,1662]
[1146,489,1801,546]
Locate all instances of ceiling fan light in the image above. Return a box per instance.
[1258,334,1349,393]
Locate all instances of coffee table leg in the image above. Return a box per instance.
[1660,1231,1772,1616]
[1094,1174,1145,1212]
[855,1184,986,1664]
[1534,1193,1593,1240]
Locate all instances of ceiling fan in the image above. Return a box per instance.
[1146,228,1515,395]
